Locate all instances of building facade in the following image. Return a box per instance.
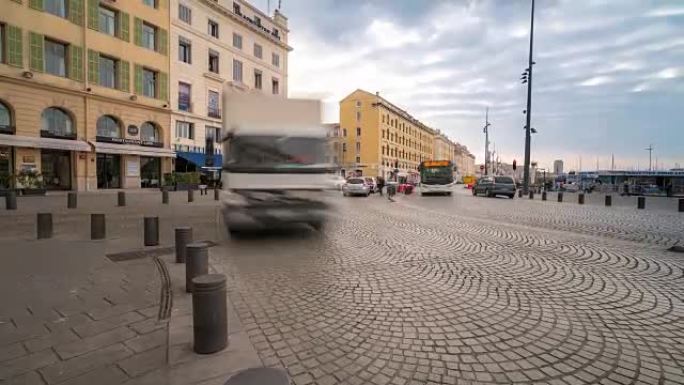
[1,0,174,191]
[433,130,456,164]
[339,89,435,179]
[169,0,290,171]
[454,143,475,177]
[324,123,343,169]
[554,159,564,175]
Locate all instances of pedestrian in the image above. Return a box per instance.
[666,182,673,198]
[376,176,385,196]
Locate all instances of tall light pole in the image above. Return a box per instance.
[483,107,491,176]
[645,144,654,172]
[522,0,536,194]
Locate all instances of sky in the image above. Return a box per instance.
[255,0,684,171]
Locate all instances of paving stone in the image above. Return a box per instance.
[58,365,129,385]
[123,329,165,354]
[39,343,132,384]
[0,342,26,362]
[73,312,145,338]
[23,329,80,353]
[54,327,136,360]
[117,347,166,377]
[0,349,58,380]
[2,370,46,385]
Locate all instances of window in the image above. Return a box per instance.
[143,0,157,8]
[41,108,73,137]
[0,25,3,64]
[178,37,191,64]
[44,0,66,18]
[0,101,12,132]
[253,44,262,59]
[208,90,220,118]
[142,23,156,50]
[209,50,219,73]
[254,70,262,90]
[356,156,361,163]
[142,68,157,98]
[233,3,241,15]
[44,39,67,77]
[176,121,194,139]
[254,16,261,26]
[178,82,191,111]
[355,143,361,152]
[272,78,279,94]
[232,33,242,49]
[99,6,116,36]
[356,127,361,136]
[179,4,192,24]
[96,115,121,138]
[356,101,361,108]
[99,55,117,88]
[232,59,242,82]
[205,126,220,142]
[343,128,347,137]
[356,111,361,121]
[208,20,219,38]
[272,52,279,67]
[141,122,159,143]
[342,143,346,152]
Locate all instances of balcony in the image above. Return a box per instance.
[208,109,221,119]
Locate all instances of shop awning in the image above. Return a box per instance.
[91,142,176,157]
[176,151,222,167]
[0,135,91,152]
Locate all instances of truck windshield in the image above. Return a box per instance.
[224,135,327,172]
[420,167,454,185]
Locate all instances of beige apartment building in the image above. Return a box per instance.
[324,122,343,167]
[340,89,436,179]
[433,130,457,164]
[454,143,476,177]
[169,0,290,171]
[1,0,174,191]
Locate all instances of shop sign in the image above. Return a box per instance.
[23,155,35,163]
[96,136,163,148]
[127,160,140,177]
[127,125,139,136]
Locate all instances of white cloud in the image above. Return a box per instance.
[645,7,684,17]
[365,20,421,49]
[578,76,614,87]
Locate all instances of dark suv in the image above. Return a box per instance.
[473,176,517,198]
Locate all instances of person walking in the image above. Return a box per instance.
[376,176,385,196]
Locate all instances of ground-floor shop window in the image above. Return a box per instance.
[140,156,161,188]
[41,150,71,190]
[97,153,121,189]
[0,146,12,189]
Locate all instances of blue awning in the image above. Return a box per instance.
[176,151,222,168]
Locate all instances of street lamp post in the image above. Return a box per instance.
[522,0,536,195]
[483,108,490,176]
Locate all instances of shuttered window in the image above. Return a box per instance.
[29,32,44,72]
[117,60,129,92]
[68,45,83,81]
[6,25,23,68]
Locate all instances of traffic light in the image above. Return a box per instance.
[513,160,517,171]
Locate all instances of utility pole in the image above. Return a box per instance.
[522,0,536,194]
[645,144,654,171]
[611,153,615,171]
[483,107,491,176]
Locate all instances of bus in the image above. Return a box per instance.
[418,160,455,196]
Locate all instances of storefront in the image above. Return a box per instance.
[92,139,174,189]
[0,146,12,191]
[141,156,161,188]
[41,149,72,190]
[96,153,122,189]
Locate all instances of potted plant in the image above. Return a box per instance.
[15,169,46,196]
[174,172,200,191]
[162,172,176,191]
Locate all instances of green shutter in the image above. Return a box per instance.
[68,0,84,25]
[158,71,168,100]
[118,12,129,42]
[29,0,43,10]
[87,49,99,83]
[134,64,143,95]
[68,45,83,81]
[87,0,98,30]
[29,32,44,72]
[7,26,23,68]
[157,28,167,55]
[117,60,129,92]
[11,0,22,3]
[134,17,142,46]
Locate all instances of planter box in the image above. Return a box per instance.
[174,183,198,191]
[22,188,47,196]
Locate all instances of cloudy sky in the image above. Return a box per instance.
[256,0,684,171]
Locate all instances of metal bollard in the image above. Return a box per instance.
[118,191,126,207]
[679,198,684,213]
[192,274,228,354]
[529,191,534,200]
[542,191,547,201]
[214,188,219,201]
[67,192,77,209]
[605,195,612,207]
[637,196,645,210]
[518,189,523,198]
[91,214,106,240]
[557,192,563,202]
[186,242,209,293]
[224,368,289,385]
[144,217,159,246]
[175,227,193,263]
[578,193,585,205]
[37,213,53,239]
[188,189,194,203]
[162,188,169,204]
[5,190,17,210]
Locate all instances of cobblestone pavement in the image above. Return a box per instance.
[215,190,684,385]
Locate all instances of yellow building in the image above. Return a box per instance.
[1,0,173,191]
[433,130,457,164]
[339,89,435,179]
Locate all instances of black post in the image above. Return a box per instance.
[5,190,17,210]
[162,188,169,204]
[578,193,585,205]
[192,274,228,354]
[679,198,684,213]
[522,0,536,194]
[67,192,77,209]
[518,189,523,198]
[605,195,612,207]
[214,188,219,201]
[637,196,645,210]
[175,227,193,263]
[118,191,126,207]
[557,192,563,202]
[542,191,547,201]
[37,213,53,239]
[144,217,159,246]
[186,242,209,293]
[529,191,534,199]
[188,188,194,203]
[91,214,106,240]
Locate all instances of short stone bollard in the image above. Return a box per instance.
[91,214,106,240]
[118,191,126,207]
[223,368,289,385]
[557,192,563,202]
[188,189,194,203]
[175,227,193,263]
[214,188,220,201]
[679,198,684,213]
[529,191,534,200]
[637,196,645,210]
[186,242,209,293]
[518,189,523,198]
[5,190,17,210]
[605,195,612,207]
[67,192,77,209]
[37,213,53,239]
[578,193,585,205]
[192,274,228,354]
[542,191,547,201]
[162,188,169,204]
[144,217,159,246]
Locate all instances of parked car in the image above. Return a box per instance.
[364,177,378,193]
[472,176,516,198]
[342,178,371,197]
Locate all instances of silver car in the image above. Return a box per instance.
[342,178,370,197]
[473,176,517,198]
